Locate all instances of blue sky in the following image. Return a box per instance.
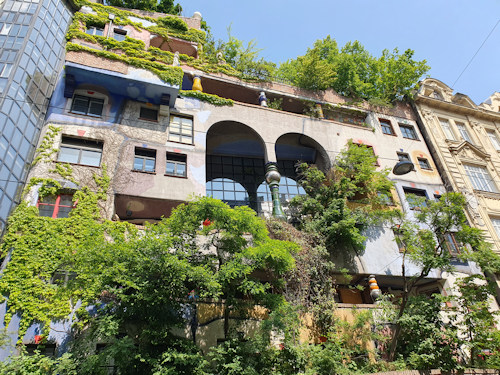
[178,0,500,105]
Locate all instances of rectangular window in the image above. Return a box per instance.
[399,124,418,140]
[456,123,473,143]
[139,107,158,121]
[168,115,193,144]
[133,148,156,173]
[491,218,500,239]
[397,152,410,162]
[464,164,497,192]
[487,131,500,151]
[85,26,103,36]
[165,152,187,177]
[442,232,463,256]
[417,158,432,170]
[113,28,127,42]
[403,187,427,209]
[58,136,103,167]
[380,119,394,135]
[439,119,455,140]
[37,194,74,218]
[70,94,104,117]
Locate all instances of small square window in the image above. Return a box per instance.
[139,107,158,121]
[397,152,410,162]
[417,158,432,170]
[133,148,156,173]
[399,124,418,140]
[37,194,74,218]
[85,26,103,36]
[58,136,103,167]
[70,94,104,117]
[379,119,394,135]
[113,28,127,42]
[166,152,187,177]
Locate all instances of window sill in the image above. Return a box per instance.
[164,173,187,179]
[138,117,158,123]
[68,111,103,119]
[132,169,156,175]
[167,139,194,146]
[382,132,397,137]
[402,137,420,141]
[54,160,101,168]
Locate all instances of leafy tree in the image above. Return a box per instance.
[452,275,500,368]
[386,192,487,361]
[396,295,459,370]
[105,0,181,14]
[276,36,429,103]
[290,140,396,257]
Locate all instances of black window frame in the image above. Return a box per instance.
[113,28,127,42]
[139,107,158,121]
[70,94,105,117]
[133,147,156,173]
[403,187,428,210]
[379,118,395,136]
[399,124,419,140]
[417,157,432,170]
[57,136,103,167]
[165,152,187,178]
[397,152,410,162]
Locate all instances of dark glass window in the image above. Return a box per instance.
[85,26,103,36]
[140,107,158,121]
[397,152,410,162]
[113,28,127,41]
[58,137,103,167]
[380,119,394,135]
[399,124,418,140]
[166,152,187,177]
[70,94,104,117]
[134,148,156,173]
[417,158,432,170]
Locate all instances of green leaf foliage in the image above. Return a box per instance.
[276,36,429,102]
[105,0,181,15]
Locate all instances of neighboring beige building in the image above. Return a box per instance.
[413,78,500,296]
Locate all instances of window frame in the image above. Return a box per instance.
[85,26,104,36]
[112,28,127,42]
[439,118,456,140]
[165,152,187,178]
[456,122,473,143]
[379,118,395,136]
[133,147,156,173]
[487,131,500,151]
[403,187,428,210]
[70,94,105,118]
[37,194,74,218]
[441,232,463,256]
[168,115,193,145]
[397,152,411,162]
[57,136,103,167]
[417,157,432,170]
[490,217,500,240]
[464,164,497,193]
[139,107,158,122]
[399,124,419,140]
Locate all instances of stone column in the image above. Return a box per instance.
[265,162,285,220]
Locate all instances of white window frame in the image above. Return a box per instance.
[85,26,104,36]
[113,28,127,42]
[464,164,497,193]
[456,122,473,143]
[57,136,103,167]
[439,119,455,140]
[491,217,500,239]
[487,131,500,151]
[168,115,193,144]
[133,148,156,173]
[165,152,187,177]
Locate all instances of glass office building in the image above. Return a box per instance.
[0,0,74,232]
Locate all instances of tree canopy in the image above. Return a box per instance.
[105,0,181,14]
[276,36,429,103]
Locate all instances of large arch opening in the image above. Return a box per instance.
[206,121,267,213]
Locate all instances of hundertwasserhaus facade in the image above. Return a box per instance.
[0,2,495,360]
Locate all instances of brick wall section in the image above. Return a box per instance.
[367,369,499,375]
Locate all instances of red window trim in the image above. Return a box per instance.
[37,194,75,218]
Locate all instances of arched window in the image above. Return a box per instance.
[206,178,250,207]
[256,176,306,202]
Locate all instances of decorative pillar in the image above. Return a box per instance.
[192,74,203,92]
[369,274,382,303]
[259,91,268,107]
[265,162,285,220]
